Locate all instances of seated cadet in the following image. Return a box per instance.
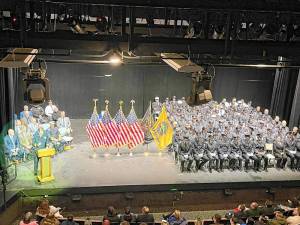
[274,137,288,169]
[21,110,34,126]
[254,133,269,171]
[45,100,59,121]
[206,134,220,173]
[228,135,243,170]
[4,129,25,162]
[32,125,49,176]
[28,117,39,136]
[17,121,33,160]
[48,122,63,153]
[56,111,72,137]
[193,136,209,171]
[19,105,33,119]
[178,135,192,172]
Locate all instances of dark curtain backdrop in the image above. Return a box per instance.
[15,64,276,119]
[270,67,299,123]
[212,67,275,109]
[45,63,192,118]
[0,68,19,168]
[289,70,300,128]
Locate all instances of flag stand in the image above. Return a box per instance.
[129,150,133,156]
[144,143,149,156]
[116,148,121,156]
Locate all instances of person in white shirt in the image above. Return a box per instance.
[45,100,59,121]
[287,207,300,225]
[56,111,71,137]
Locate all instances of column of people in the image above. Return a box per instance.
[166,97,300,173]
[4,100,72,174]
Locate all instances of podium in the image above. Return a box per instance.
[37,148,56,183]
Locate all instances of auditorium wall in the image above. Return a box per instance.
[16,64,275,119]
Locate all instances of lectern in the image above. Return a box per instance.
[37,148,56,183]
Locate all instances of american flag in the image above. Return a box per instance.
[86,112,105,148]
[114,108,132,147]
[127,107,144,149]
[100,110,119,147]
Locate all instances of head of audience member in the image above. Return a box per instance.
[238,204,246,212]
[274,211,285,220]
[21,211,34,224]
[173,210,183,220]
[107,206,117,216]
[293,207,300,216]
[24,105,29,111]
[37,198,50,215]
[250,202,258,210]
[67,214,74,221]
[142,206,150,214]
[60,111,65,118]
[123,206,133,222]
[213,214,222,224]
[288,198,300,208]
[230,217,239,225]
[8,129,15,137]
[103,219,111,225]
[120,221,130,225]
[140,223,148,225]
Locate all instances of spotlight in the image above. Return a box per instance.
[109,53,121,65]
[24,68,50,104]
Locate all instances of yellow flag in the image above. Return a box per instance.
[150,105,174,150]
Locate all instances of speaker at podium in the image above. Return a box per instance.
[37,148,56,183]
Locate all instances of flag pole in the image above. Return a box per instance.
[92,98,98,158]
[145,100,152,155]
[129,100,135,157]
[116,100,123,157]
[104,99,110,158]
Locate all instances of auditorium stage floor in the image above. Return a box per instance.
[7,119,300,192]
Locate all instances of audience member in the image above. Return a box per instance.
[19,211,38,225]
[103,219,111,225]
[261,200,276,217]
[212,214,223,225]
[120,221,130,225]
[36,199,51,224]
[40,207,60,225]
[166,210,187,225]
[103,206,121,223]
[268,211,287,225]
[230,217,240,225]
[61,214,79,225]
[121,206,136,222]
[136,206,155,224]
[254,216,268,225]
[245,202,261,218]
[286,207,300,225]
[233,204,247,219]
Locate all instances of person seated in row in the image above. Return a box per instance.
[19,211,38,225]
[21,110,34,126]
[20,105,33,119]
[57,111,72,137]
[136,206,155,224]
[4,129,25,162]
[103,206,121,223]
[36,198,63,224]
[166,210,187,225]
[45,100,59,121]
[17,120,33,160]
[48,122,64,153]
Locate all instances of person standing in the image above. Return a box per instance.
[32,125,49,176]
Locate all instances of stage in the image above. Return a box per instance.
[6,119,300,192]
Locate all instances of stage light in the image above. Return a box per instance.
[109,54,121,65]
[24,68,50,104]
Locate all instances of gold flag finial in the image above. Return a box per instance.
[92,98,98,114]
[105,99,109,111]
[119,100,124,111]
[130,99,135,109]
